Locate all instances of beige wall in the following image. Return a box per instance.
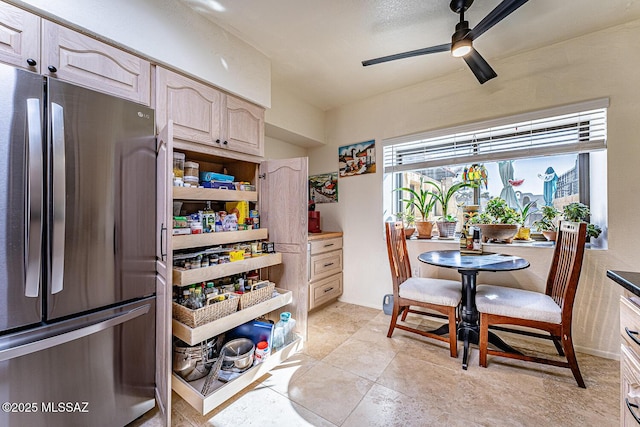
[309,19,640,358]
[267,83,326,145]
[264,136,308,160]
[11,0,271,107]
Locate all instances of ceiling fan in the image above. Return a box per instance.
[362,0,529,84]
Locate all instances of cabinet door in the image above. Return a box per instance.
[0,2,40,71]
[156,122,173,426]
[42,21,151,105]
[223,94,264,157]
[260,158,308,340]
[156,67,223,146]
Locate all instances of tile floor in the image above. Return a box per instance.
[131,302,619,426]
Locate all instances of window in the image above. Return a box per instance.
[383,99,608,248]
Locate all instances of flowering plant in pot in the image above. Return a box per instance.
[469,197,521,243]
[394,178,437,238]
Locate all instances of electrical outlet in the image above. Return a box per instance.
[413,267,420,277]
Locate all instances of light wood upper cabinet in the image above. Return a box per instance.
[156,67,224,146]
[156,67,264,158]
[0,2,40,71]
[225,94,264,157]
[42,21,151,106]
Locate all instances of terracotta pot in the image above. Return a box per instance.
[542,230,557,241]
[404,227,416,238]
[415,221,433,239]
[436,221,457,239]
[475,224,519,243]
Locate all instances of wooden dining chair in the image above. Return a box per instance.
[475,221,588,387]
[385,221,462,357]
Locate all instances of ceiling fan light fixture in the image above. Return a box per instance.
[451,38,472,57]
[451,21,472,57]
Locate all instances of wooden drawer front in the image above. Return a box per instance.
[0,2,40,71]
[310,237,342,255]
[43,21,151,105]
[621,297,640,352]
[310,273,342,310]
[310,250,342,282]
[621,344,640,426]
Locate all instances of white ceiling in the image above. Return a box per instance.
[180,0,640,111]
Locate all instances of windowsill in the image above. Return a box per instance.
[406,236,602,250]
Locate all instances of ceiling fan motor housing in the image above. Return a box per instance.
[450,0,474,14]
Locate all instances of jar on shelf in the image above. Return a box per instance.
[184,161,199,183]
[173,152,185,178]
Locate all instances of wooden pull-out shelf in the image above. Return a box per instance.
[173,253,282,285]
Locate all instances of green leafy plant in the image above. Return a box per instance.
[519,201,536,226]
[394,178,437,221]
[533,206,560,232]
[394,210,416,227]
[469,197,521,225]
[424,179,473,222]
[562,202,602,240]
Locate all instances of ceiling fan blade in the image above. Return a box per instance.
[469,0,529,40]
[462,48,497,84]
[362,43,450,66]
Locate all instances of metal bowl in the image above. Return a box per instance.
[221,338,255,371]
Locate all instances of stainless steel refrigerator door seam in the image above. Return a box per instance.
[25,98,42,298]
[51,102,65,294]
[0,303,150,362]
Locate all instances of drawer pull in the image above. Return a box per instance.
[324,243,335,247]
[323,262,334,267]
[626,398,640,424]
[323,287,334,293]
[626,327,640,347]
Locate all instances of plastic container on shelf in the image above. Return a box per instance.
[184,161,199,184]
[173,152,185,178]
[273,312,295,350]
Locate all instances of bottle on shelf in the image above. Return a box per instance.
[272,313,289,350]
[284,313,296,345]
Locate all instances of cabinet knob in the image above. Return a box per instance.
[215,139,221,144]
[26,58,37,67]
[48,65,58,73]
[223,140,228,145]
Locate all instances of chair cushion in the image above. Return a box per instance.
[399,277,461,307]
[475,284,561,324]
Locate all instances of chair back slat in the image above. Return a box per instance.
[385,222,412,292]
[545,221,587,319]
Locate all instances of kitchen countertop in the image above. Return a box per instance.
[607,270,640,298]
[308,231,343,241]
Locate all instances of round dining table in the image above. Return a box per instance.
[418,249,530,369]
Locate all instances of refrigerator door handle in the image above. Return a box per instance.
[25,98,43,298]
[0,303,150,362]
[51,102,66,294]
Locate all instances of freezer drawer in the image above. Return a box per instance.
[0,297,156,427]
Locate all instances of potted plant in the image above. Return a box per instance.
[394,178,437,238]
[394,210,416,238]
[533,205,561,241]
[422,180,473,238]
[514,201,536,241]
[562,202,602,241]
[469,197,521,243]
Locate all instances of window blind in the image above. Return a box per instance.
[383,98,608,173]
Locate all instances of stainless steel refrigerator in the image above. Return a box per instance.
[0,63,157,427]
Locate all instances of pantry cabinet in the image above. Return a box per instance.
[0,4,151,105]
[158,123,307,416]
[156,67,264,159]
[0,1,40,71]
